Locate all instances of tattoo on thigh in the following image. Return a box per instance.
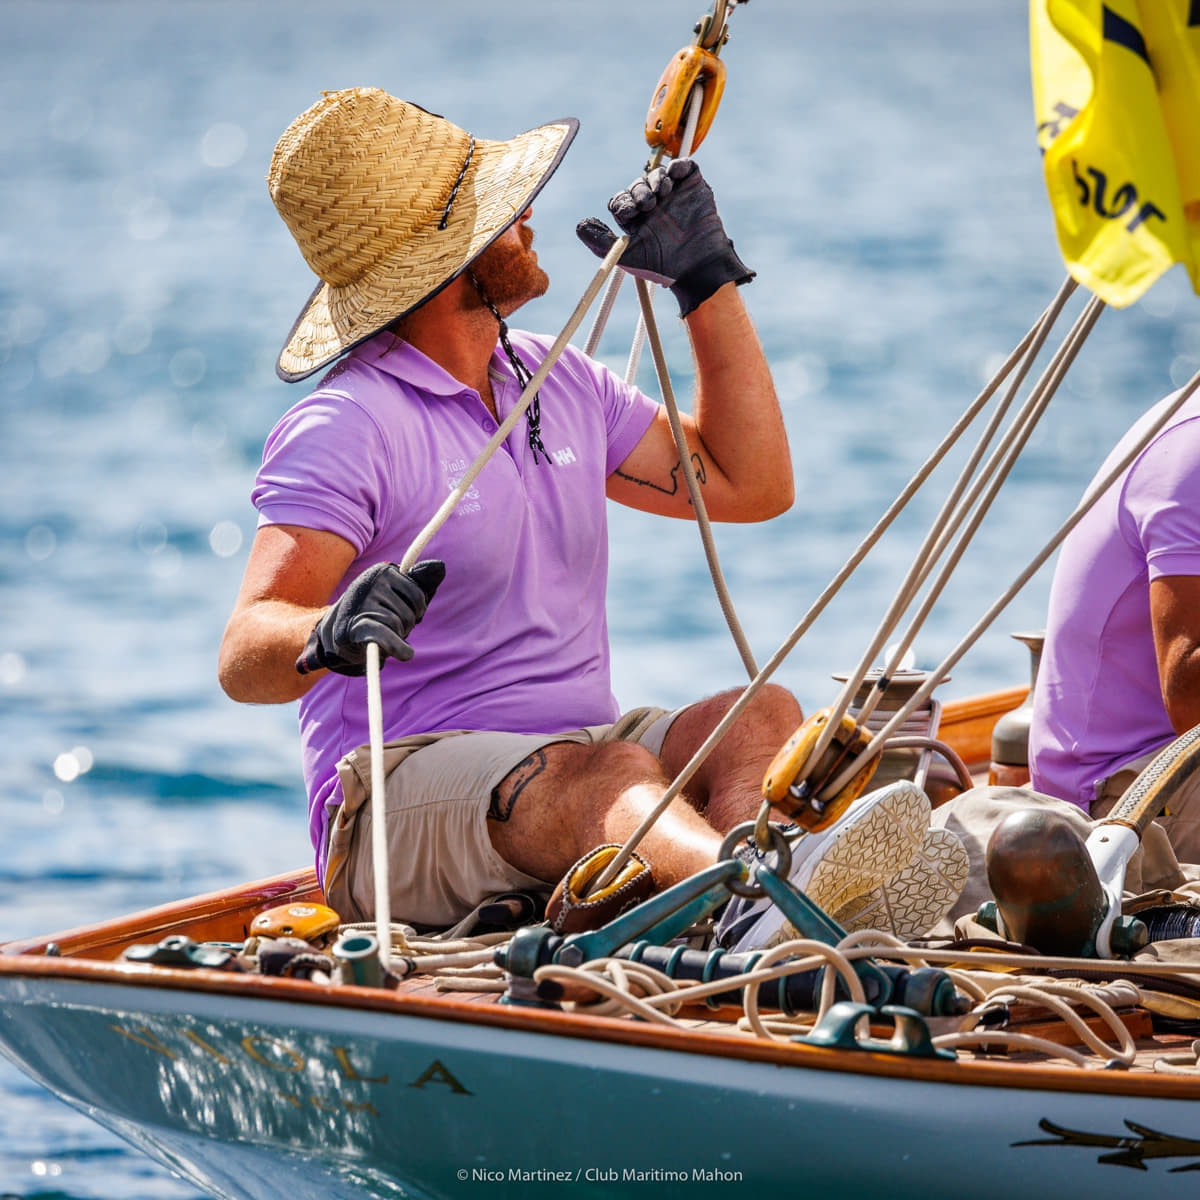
[488,749,548,822]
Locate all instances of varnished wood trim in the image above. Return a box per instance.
[1,953,1197,1102]
[940,686,1027,770]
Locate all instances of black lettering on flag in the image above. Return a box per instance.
[1102,5,1151,67]
[1190,0,1200,28]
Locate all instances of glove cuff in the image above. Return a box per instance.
[295,625,328,676]
[669,240,755,317]
[295,622,367,677]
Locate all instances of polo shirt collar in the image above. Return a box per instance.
[349,330,493,399]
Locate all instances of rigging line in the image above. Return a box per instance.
[851,293,1104,734]
[580,297,1053,886]
[830,282,1092,751]
[825,363,1200,797]
[618,86,709,386]
[636,277,758,678]
[822,292,1105,797]
[583,268,626,358]
[800,276,1079,779]
[366,643,391,971]
[395,235,629,572]
[359,238,628,961]
[581,82,704,367]
[585,278,759,896]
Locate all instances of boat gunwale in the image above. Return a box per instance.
[2,945,1198,1103]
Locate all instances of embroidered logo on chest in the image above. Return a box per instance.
[441,458,483,517]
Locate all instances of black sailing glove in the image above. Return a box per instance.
[296,560,446,677]
[575,158,754,318]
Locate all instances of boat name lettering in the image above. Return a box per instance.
[107,1022,471,1097]
[276,1089,380,1117]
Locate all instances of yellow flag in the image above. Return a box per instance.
[1031,0,1200,306]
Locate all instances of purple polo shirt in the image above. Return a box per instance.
[252,329,659,876]
[1030,388,1200,810]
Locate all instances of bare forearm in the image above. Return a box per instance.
[218,600,326,704]
[686,284,794,518]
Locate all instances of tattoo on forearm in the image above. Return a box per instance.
[488,749,548,822]
[616,454,706,499]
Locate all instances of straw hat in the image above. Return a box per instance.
[268,87,578,382]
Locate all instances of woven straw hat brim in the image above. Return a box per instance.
[277,117,578,382]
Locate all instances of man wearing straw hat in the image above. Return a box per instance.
[220,87,934,938]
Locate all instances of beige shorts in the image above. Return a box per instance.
[323,706,674,930]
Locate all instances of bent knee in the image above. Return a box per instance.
[546,738,665,782]
[723,682,803,729]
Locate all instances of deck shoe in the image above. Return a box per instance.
[716,780,932,954]
[833,826,969,940]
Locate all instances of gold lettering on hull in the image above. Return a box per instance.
[332,1045,388,1083]
[409,1059,472,1095]
[107,1019,472,1119]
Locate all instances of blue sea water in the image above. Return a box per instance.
[1,0,1198,1195]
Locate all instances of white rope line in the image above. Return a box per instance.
[569,300,1051,884]
[365,643,392,970]
[839,938,1200,978]
[613,88,707,385]
[581,81,704,367]
[805,279,1086,784]
[396,235,629,573]
[532,937,865,1033]
[377,921,1188,1072]
[635,277,758,678]
[339,923,512,955]
[517,932,1152,1068]
[944,980,1138,1066]
[1153,1039,1200,1074]
[847,284,1089,734]
[583,270,626,359]
[818,296,1105,794]
[821,362,1200,797]
[358,238,629,968]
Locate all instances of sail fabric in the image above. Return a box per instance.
[1031,0,1200,306]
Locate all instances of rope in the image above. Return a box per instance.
[532,937,865,1033]
[803,278,1083,787]
[582,81,705,368]
[849,286,1092,729]
[366,643,391,970]
[514,927,1150,1070]
[359,237,629,966]
[579,295,1055,887]
[396,235,629,574]
[584,277,764,894]
[360,917,1174,1075]
[941,979,1138,1068]
[635,277,759,678]
[1153,1040,1200,1074]
[822,361,1200,797]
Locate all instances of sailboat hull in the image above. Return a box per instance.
[2,969,1199,1200]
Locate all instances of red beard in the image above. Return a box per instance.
[467,222,549,316]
